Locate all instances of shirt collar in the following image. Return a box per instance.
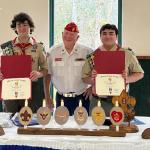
[100,44,118,51]
[61,43,78,54]
[13,37,36,45]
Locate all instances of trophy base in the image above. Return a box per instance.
[110,124,139,133]
[0,125,5,136]
[142,128,150,139]
[17,127,126,137]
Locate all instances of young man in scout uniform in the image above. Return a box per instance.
[82,24,144,116]
[0,12,48,113]
[44,22,93,115]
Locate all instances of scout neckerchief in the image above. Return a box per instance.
[13,37,36,55]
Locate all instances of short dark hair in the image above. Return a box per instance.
[100,24,118,35]
[10,12,35,34]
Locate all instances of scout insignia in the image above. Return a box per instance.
[31,44,37,52]
[37,107,51,126]
[112,90,136,122]
[37,100,51,126]
[91,101,106,126]
[54,100,69,125]
[110,101,124,126]
[19,106,33,126]
[74,100,88,126]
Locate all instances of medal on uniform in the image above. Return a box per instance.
[54,99,69,128]
[110,101,124,132]
[91,101,106,129]
[74,100,88,128]
[37,100,51,129]
[19,99,33,128]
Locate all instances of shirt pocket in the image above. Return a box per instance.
[73,60,85,76]
[52,61,64,76]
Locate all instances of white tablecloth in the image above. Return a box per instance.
[0,113,150,150]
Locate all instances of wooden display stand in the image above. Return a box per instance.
[17,127,126,137]
[110,124,139,133]
[0,125,5,136]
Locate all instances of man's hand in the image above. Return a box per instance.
[122,70,129,83]
[46,97,54,111]
[30,71,43,81]
[92,69,97,80]
[83,86,92,100]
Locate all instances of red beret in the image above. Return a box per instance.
[64,22,79,33]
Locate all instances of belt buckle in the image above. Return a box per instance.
[64,93,76,97]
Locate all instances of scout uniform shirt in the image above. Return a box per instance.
[82,44,144,80]
[0,37,48,75]
[81,44,144,116]
[47,43,93,95]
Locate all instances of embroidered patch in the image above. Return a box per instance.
[55,58,62,61]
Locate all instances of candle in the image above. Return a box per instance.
[61,99,64,106]
[25,99,28,107]
[79,100,82,107]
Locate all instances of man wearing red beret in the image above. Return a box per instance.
[44,22,92,115]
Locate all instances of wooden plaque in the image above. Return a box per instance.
[91,106,106,126]
[19,106,33,126]
[37,107,51,125]
[110,106,124,126]
[74,106,88,126]
[54,106,69,125]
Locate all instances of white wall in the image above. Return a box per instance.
[0,0,49,50]
[122,0,150,56]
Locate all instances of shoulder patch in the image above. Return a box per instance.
[86,51,94,59]
[1,41,12,49]
[0,41,14,55]
[124,47,135,55]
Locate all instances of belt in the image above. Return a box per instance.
[92,94,112,101]
[59,92,80,98]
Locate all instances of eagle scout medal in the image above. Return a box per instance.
[37,100,51,126]
[91,101,106,126]
[74,100,88,126]
[19,100,33,127]
[110,101,124,131]
[54,100,69,126]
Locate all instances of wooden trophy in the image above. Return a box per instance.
[74,100,88,128]
[91,101,106,130]
[37,99,51,129]
[110,90,139,133]
[142,128,150,139]
[54,99,69,128]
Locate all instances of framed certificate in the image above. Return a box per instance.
[93,50,125,96]
[96,74,125,96]
[1,78,31,100]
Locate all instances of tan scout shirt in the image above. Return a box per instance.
[47,43,93,95]
[0,37,48,72]
[82,45,144,79]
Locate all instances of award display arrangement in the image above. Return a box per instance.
[17,99,126,137]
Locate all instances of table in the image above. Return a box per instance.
[0,114,150,150]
